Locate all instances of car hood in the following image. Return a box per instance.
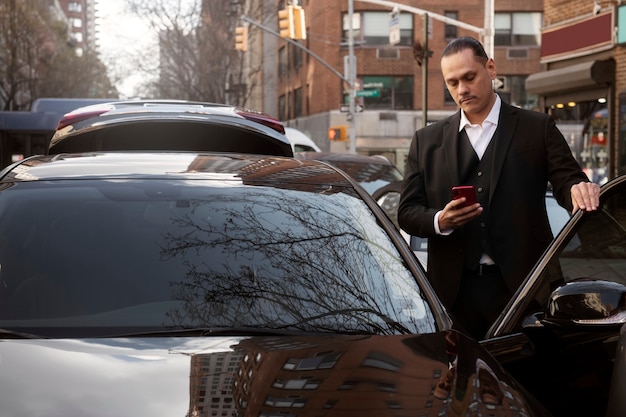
[0,332,539,416]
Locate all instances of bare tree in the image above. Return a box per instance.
[0,0,116,110]
[127,0,261,106]
[0,0,52,110]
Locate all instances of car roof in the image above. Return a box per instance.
[49,100,292,157]
[284,127,321,152]
[1,152,356,187]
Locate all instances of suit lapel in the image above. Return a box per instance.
[443,111,463,185]
[489,102,517,202]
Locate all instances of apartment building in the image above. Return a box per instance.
[57,0,97,56]
[257,0,543,169]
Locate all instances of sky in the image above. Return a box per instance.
[96,0,157,98]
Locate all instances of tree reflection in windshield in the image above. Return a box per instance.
[158,187,434,335]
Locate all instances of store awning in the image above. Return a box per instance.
[525,59,614,96]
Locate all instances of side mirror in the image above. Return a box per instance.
[543,279,626,327]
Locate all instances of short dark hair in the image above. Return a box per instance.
[442,37,488,63]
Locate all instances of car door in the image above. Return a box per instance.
[481,175,626,417]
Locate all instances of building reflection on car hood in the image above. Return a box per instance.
[0,333,536,416]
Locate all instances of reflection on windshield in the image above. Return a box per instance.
[0,179,434,336]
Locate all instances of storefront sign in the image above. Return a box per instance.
[541,12,613,62]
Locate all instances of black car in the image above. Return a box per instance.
[0,152,624,416]
[48,100,292,157]
[295,151,405,230]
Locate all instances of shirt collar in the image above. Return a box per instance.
[459,94,501,132]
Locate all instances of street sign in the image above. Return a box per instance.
[494,76,506,90]
[389,9,400,45]
[356,89,380,97]
[340,104,364,113]
[344,55,356,82]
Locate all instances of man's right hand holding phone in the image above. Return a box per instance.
[438,186,483,231]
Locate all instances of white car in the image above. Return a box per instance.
[284,127,321,152]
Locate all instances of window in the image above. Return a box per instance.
[343,12,413,46]
[497,75,538,110]
[279,95,286,121]
[444,87,455,105]
[494,12,542,46]
[283,353,341,370]
[272,378,321,389]
[294,87,303,118]
[550,98,609,185]
[444,11,458,40]
[349,76,413,110]
[68,2,82,12]
[278,47,287,77]
[264,397,306,408]
[362,352,402,371]
[291,42,303,68]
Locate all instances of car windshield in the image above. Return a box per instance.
[324,160,404,196]
[0,178,434,337]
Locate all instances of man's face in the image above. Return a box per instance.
[441,48,497,124]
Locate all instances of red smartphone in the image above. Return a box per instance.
[452,185,476,207]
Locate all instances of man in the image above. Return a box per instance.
[398,36,600,339]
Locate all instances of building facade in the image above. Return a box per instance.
[58,0,97,56]
[256,0,543,170]
[526,0,624,185]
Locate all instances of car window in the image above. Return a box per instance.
[0,179,436,337]
[518,181,626,324]
[546,187,626,283]
[377,191,400,229]
[293,144,318,152]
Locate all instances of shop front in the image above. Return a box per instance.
[525,10,616,185]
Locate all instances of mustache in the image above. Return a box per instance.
[459,95,476,103]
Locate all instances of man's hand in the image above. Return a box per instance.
[438,198,483,231]
[571,181,600,213]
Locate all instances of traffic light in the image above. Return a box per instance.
[328,125,348,141]
[235,26,248,51]
[278,5,306,40]
[278,6,295,39]
[292,6,306,40]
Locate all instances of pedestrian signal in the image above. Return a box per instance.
[328,125,348,141]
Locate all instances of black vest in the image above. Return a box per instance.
[457,129,496,269]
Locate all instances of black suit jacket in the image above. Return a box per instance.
[398,101,589,308]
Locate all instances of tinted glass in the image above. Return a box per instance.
[520,180,626,325]
[0,179,435,336]
[322,160,403,195]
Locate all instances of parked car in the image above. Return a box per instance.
[284,126,322,152]
[48,100,292,157]
[0,152,624,416]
